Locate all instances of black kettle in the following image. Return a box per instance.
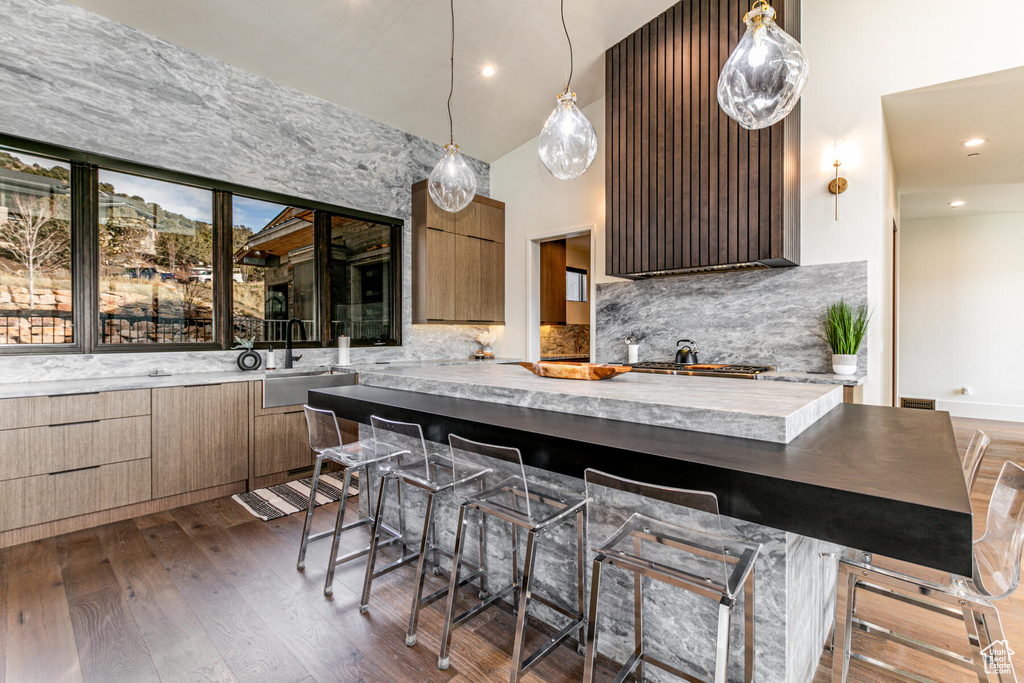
[675,339,699,365]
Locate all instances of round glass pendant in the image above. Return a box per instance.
[538,90,598,181]
[428,143,477,213]
[717,1,809,131]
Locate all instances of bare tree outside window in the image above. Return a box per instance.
[0,193,69,303]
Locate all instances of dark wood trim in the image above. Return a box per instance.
[212,190,233,349]
[604,0,800,277]
[314,210,331,346]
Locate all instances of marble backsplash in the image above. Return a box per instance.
[595,261,868,374]
[0,0,490,380]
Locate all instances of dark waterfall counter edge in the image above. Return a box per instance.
[309,384,973,576]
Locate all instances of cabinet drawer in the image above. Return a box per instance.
[0,458,151,531]
[0,416,151,482]
[0,389,151,431]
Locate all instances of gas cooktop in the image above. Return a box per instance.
[627,362,775,379]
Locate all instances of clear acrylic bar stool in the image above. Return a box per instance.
[359,416,489,647]
[438,434,588,683]
[582,468,761,683]
[833,460,1024,683]
[963,429,992,494]
[296,406,407,595]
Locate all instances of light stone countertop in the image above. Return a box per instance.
[0,358,517,400]
[353,363,843,444]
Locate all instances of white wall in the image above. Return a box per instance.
[493,1,1024,404]
[490,98,607,358]
[899,213,1024,421]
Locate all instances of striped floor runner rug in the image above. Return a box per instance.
[232,472,359,521]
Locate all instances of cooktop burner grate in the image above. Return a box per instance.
[628,362,775,377]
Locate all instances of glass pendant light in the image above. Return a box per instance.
[538,0,597,181]
[428,0,476,213]
[717,0,809,131]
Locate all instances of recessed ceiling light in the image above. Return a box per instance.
[948,200,966,207]
[481,65,495,78]
[962,138,987,147]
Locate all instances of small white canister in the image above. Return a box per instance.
[627,343,639,364]
[338,335,351,366]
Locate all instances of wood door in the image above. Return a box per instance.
[412,180,454,233]
[540,240,567,325]
[454,234,484,322]
[254,410,314,477]
[152,383,248,498]
[420,228,457,322]
[455,197,505,242]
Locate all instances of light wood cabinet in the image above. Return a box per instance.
[0,459,151,532]
[0,389,150,431]
[254,410,314,477]
[0,416,150,481]
[152,383,248,498]
[412,179,505,324]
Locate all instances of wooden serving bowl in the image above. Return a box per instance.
[518,361,632,381]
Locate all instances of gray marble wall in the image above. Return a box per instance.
[596,262,868,374]
[0,0,491,380]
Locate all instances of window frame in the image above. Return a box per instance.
[0,131,403,355]
[566,266,588,303]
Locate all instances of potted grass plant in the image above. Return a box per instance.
[820,300,869,375]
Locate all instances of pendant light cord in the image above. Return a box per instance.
[561,0,573,92]
[447,0,455,145]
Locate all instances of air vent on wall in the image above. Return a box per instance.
[900,398,937,410]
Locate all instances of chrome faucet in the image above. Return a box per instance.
[284,318,306,369]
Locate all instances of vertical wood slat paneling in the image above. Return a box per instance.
[604,0,799,277]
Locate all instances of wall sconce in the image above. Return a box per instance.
[828,140,848,221]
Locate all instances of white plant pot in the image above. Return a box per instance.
[832,354,858,376]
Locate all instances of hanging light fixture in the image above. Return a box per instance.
[717,0,809,131]
[538,0,597,180]
[428,0,476,213]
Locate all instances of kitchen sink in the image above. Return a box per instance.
[262,370,356,408]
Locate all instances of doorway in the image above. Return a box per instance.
[526,227,595,362]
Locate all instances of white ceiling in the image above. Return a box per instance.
[65,0,678,163]
[883,66,1024,220]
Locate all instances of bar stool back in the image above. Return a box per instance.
[963,429,992,493]
[833,460,1024,682]
[583,469,760,683]
[439,434,588,683]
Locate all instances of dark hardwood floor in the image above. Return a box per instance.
[1,416,1021,682]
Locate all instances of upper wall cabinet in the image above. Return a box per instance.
[605,0,800,278]
[411,180,505,324]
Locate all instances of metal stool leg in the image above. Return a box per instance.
[576,507,587,655]
[509,529,539,683]
[962,607,990,683]
[405,490,438,646]
[979,605,1016,683]
[358,472,391,611]
[477,507,487,598]
[744,567,755,683]
[323,466,355,596]
[296,454,325,570]
[582,558,603,683]
[832,562,856,683]
[714,601,733,683]
[438,502,470,671]
[633,534,645,682]
[510,521,520,614]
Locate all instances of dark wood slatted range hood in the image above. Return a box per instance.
[605,0,800,278]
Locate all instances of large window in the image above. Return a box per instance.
[98,170,214,344]
[0,133,402,355]
[232,196,318,344]
[0,147,72,345]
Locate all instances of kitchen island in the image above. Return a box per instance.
[310,366,970,683]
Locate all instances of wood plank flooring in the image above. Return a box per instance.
[0,416,1021,682]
